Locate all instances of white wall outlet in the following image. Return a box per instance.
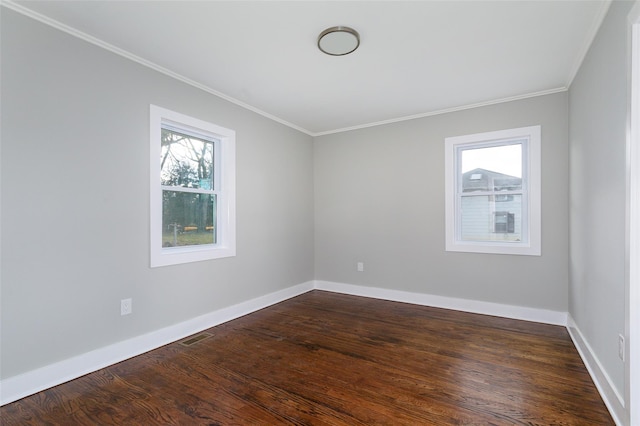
[121,298,132,316]
[618,334,625,361]
[357,262,364,272]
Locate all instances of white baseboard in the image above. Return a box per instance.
[566,315,625,426]
[0,280,588,411]
[0,281,315,406]
[315,280,568,325]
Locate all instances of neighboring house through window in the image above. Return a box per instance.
[150,105,236,267]
[444,125,541,255]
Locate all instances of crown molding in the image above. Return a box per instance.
[0,0,314,136]
[311,87,568,137]
[1,0,577,138]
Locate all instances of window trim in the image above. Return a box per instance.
[444,125,541,256]
[150,105,236,267]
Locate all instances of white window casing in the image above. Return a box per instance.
[150,105,236,267]
[445,125,541,256]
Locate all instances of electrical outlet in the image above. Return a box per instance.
[618,334,625,361]
[121,298,132,316]
[357,262,364,272]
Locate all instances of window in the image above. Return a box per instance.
[445,125,541,255]
[494,211,515,233]
[150,105,236,267]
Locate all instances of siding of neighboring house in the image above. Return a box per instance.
[460,168,523,242]
[461,196,522,241]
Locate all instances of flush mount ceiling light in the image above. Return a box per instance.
[317,26,360,56]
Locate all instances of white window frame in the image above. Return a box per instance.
[445,125,541,256]
[150,105,236,267]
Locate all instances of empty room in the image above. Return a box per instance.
[1,1,639,425]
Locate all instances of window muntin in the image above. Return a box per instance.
[150,105,236,267]
[445,126,541,256]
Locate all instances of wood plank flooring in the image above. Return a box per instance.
[1,290,614,425]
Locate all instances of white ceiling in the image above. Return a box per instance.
[7,1,611,136]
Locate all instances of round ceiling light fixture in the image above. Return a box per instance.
[317,26,360,56]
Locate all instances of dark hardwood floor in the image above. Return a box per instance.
[1,290,614,425]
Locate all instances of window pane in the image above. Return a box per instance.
[162,191,216,247]
[461,143,522,192]
[460,195,522,242]
[161,129,214,189]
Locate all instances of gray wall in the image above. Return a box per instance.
[314,93,569,311]
[0,9,314,379]
[568,0,635,401]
